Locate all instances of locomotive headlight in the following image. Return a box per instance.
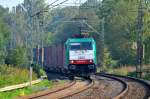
[70,60,74,64]
[69,65,76,69]
[89,59,93,63]
[89,59,94,63]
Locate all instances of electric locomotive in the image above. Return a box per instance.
[65,38,97,78]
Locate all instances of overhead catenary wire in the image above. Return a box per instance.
[31,0,100,17]
[50,0,70,8]
[47,0,60,7]
[47,19,100,35]
[31,0,61,17]
[31,0,70,17]
[83,21,100,35]
[31,0,102,37]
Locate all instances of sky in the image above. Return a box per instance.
[0,0,88,10]
[0,0,24,8]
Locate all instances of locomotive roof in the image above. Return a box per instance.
[65,38,95,44]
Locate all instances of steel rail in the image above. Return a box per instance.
[59,78,94,99]
[96,73,129,99]
[97,73,150,99]
[18,80,76,99]
[18,77,94,99]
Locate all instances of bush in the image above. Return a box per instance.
[103,48,118,69]
[32,64,46,77]
[0,80,66,99]
[0,65,37,88]
[5,46,28,66]
[143,74,150,80]
[39,69,46,76]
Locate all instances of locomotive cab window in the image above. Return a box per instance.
[70,42,92,50]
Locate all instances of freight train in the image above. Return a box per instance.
[33,37,97,79]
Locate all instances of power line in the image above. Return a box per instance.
[31,0,70,17]
[32,0,101,17]
[50,0,70,8]
[84,21,99,35]
[31,0,61,17]
[47,0,60,7]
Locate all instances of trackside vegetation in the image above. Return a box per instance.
[0,80,66,99]
[0,65,37,88]
[107,66,150,81]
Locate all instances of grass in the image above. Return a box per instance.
[107,66,134,77]
[143,74,150,80]
[0,65,37,88]
[0,80,66,99]
[107,66,150,81]
[107,67,129,76]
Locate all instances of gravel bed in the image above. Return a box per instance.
[117,78,150,99]
[45,73,150,99]
[64,76,124,99]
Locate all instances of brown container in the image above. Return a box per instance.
[43,44,65,70]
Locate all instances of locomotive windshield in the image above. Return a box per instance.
[70,42,92,50]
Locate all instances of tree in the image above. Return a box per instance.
[97,0,138,65]
[6,0,50,66]
[0,6,10,64]
[5,46,28,66]
[143,3,150,64]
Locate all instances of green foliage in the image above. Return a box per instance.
[8,0,52,48]
[98,0,150,65]
[143,74,150,80]
[108,66,129,76]
[5,46,28,66]
[54,22,80,43]
[0,6,10,63]
[0,80,66,99]
[0,65,37,88]
[44,32,54,46]
[103,47,118,69]
[127,71,137,77]
[32,64,46,77]
[96,0,138,65]
[0,80,52,99]
[32,64,40,77]
[0,87,34,99]
[109,67,150,81]
[39,69,46,76]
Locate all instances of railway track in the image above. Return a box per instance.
[64,73,150,99]
[99,73,150,99]
[18,73,150,99]
[18,77,93,99]
[65,74,128,99]
[97,74,128,99]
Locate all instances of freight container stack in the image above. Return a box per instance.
[33,44,66,72]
